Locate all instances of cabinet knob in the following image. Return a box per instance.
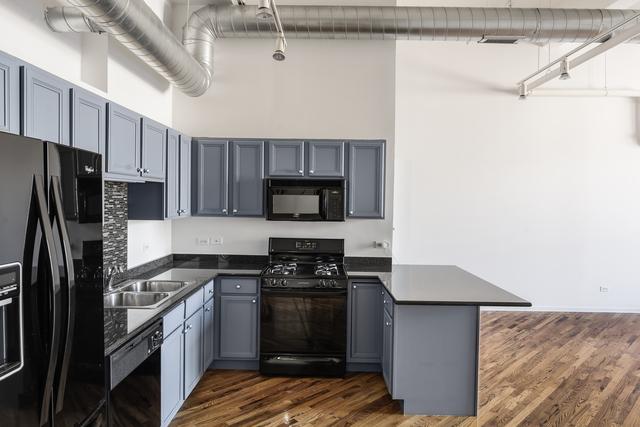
[352,285,357,289]
[208,289,214,294]
[235,284,241,289]
[383,299,388,304]
[222,209,227,213]
[386,321,392,327]
[205,307,211,312]
[233,209,238,213]
[349,211,354,215]
[136,167,142,173]
[177,209,181,214]
[298,170,303,174]
[143,168,150,173]
[309,170,314,174]
[84,166,95,173]
[252,299,257,304]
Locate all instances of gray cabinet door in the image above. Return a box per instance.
[71,87,106,154]
[183,308,204,398]
[267,140,304,177]
[106,103,141,179]
[166,129,180,219]
[161,328,184,425]
[218,295,258,359]
[348,282,382,363]
[307,141,344,177]
[347,141,385,218]
[141,117,166,181]
[230,140,264,216]
[179,135,191,217]
[203,299,215,369]
[22,65,70,145]
[382,309,393,394]
[0,52,20,135]
[193,139,228,216]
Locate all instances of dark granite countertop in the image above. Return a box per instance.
[104,266,261,356]
[348,265,531,307]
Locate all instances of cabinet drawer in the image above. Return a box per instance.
[163,302,185,336]
[219,278,258,294]
[204,281,214,301]
[186,287,205,318]
[382,289,393,318]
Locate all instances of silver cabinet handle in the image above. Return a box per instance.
[252,299,257,304]
[386,321,392,327]
[143,168,150,173]
[177,209,181,214]
[205,307,211,312]
[352,285,357,289]
[349,211,354,215]
[183,324,193,334]
[235,284,241,289]
[208,289,214,294]
[298,169,303,174]
[383,299,388,304]
[84,165,95,173]
[222,209,227,213]
[233,209,238,213]
[309,170,315,174]
[136,167,142,173]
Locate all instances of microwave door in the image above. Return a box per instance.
[271,192,322,220]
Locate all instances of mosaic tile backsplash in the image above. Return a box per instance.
[103,181,128,289]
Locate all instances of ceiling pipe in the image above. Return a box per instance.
[45,3,640,97]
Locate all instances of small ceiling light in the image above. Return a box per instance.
[559,58,571,80]
[273,35,286,61]
[256,0,273,20]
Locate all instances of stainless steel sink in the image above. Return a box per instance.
[104,292,171,309]
[120,280,188,293]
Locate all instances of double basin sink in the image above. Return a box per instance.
[104,280,194,309]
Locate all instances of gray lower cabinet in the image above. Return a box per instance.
[71,87,106,154]
[267,140,305,177]
[166,129,180,219]
[22,65,70,145]
[230,140,264,216]
[192,139,228,215]
[348,282,382,363]
[218,294,259,359]
[0,51,20,135]
[161,326,184,426]
[382,309,394,393]
[179,135,192,216]
[183,307,204,398]
[307,141,344,177]
[347,141,385,218]
[141,117,166,181]
[203,298,215,368]
[106,102,142,181]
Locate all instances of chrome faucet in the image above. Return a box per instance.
[106,265,126,292]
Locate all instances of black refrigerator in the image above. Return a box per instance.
[0,132,106,426]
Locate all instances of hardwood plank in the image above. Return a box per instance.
[171,312,640,426]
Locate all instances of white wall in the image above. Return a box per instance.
[0,0,174,268]
[171,1,396,257]
[394,0,640,311]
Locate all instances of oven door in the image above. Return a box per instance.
[260,288,347,355]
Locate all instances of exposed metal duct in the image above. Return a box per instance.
[46,3,640,97]
[56,0,212,97]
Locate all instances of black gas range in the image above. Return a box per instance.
[260,238,348,377]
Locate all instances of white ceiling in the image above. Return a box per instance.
[168,0,640,7]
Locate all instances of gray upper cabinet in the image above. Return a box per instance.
[141,117,166,181]
[267,140,305,177]
[0,52,20,135]
[179,135,191,217]
[230,140,264,216]
[348,282,382,363]
[166,129,180,219]
[203,299,215,369]
[192,139,228,216]
[161,327,184,426]
[218,295,258,359]
[106,102,142,180]
[22,65,70,145]
[183,307,204,398]
[71,87,106,154]
[307,141,344,177]
[347,141,385,218]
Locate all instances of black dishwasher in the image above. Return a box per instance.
[108,321,163,426]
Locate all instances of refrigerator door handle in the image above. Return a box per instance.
[23,176,62,427]
[50,176,76,414]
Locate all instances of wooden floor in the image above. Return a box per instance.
[172,312,640,426]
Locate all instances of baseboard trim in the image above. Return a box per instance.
[481,306,640,314]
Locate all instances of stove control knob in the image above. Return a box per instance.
[279,279,287,287]
[329,280,336,288]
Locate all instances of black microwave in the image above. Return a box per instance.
[266,179,345,221]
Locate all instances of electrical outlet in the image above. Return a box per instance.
[196,237,210,246]
[599,286,609,293]
[211,237,224,245]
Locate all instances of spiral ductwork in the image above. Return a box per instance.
[45,3,640,97]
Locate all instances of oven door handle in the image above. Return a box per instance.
[261,288,347,297]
